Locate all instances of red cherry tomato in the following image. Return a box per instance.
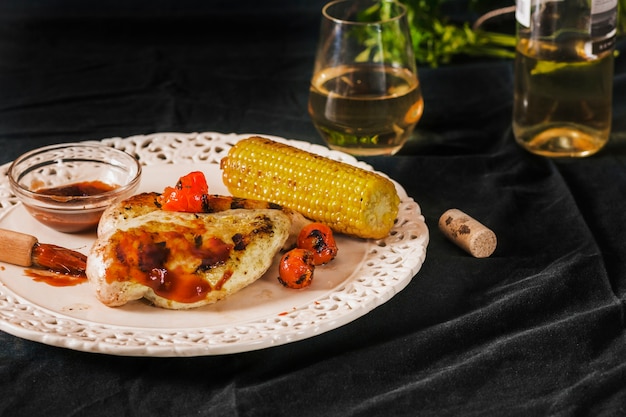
[278,248,315,289]
[296,223,338,265]
[160,171,208,212]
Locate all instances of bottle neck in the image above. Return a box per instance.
[515,0,617,58]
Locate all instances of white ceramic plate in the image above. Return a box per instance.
[0,132,428,357]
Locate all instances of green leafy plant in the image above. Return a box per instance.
[400,0,626,68]
[400,0,516,67]
[353,1,415,65]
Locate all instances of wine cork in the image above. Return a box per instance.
[438,209,496,258]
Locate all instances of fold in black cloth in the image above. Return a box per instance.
[1,1,626,416]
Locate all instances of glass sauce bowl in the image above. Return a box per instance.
[8,142,142,233]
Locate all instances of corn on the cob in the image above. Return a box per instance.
[220,136,400,239]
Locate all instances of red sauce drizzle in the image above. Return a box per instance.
[24,269,87,286]
[109,227,233,304]
[215,270,233,291]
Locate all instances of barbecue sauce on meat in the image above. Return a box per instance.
[110,227,233,303]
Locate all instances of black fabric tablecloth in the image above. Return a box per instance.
[2,1,626,416]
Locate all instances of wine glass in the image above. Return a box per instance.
[308,0,423,156]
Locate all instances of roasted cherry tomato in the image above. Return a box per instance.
[278,248,315,289]
[160,171,208,212]
[296,222,338,265]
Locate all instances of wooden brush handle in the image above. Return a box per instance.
[0,228,38,267]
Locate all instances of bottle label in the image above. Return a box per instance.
[591,0,618,54]
[515,0,531,28]
[516,0,617,54]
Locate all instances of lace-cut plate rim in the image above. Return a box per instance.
[0,132,429,357]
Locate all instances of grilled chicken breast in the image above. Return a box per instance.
[97,192,310,249]
[86,208,291,309]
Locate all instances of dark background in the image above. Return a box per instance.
[1,1,626,416]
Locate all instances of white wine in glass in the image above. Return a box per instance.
[308,0,423,156]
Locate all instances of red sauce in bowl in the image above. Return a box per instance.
[36,180,118,197]
[26,180,120,233]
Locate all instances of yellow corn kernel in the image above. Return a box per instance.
[220,136,400,239]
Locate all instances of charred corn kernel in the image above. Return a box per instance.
[220,136,400,239]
